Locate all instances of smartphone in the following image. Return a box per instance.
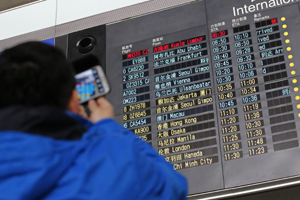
[75,65,110,103]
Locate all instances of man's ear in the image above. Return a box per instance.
[67,89,80,113]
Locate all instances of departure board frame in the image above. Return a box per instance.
[63,0,300,199]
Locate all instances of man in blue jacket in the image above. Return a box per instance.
[0,42,187,200]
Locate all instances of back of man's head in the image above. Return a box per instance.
[0,42,76,109]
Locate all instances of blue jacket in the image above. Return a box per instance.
[0,106,187,200]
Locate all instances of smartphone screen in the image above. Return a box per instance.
[75,66,109,102]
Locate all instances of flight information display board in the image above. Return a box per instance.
[67,0,300,196]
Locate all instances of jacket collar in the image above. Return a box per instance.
[0,106,88,140]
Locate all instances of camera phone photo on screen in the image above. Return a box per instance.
[75,66,110,103]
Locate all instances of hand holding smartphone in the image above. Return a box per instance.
[72,55,110,104]
[75,65,110,103]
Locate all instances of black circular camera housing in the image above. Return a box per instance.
[76,36,96,54]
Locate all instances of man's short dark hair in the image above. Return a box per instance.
[0,42,76,109]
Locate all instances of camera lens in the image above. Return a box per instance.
[76,36,96,54]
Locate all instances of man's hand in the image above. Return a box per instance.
[88,97,114,123]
